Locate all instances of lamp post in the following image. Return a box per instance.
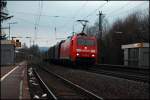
[8,22,17,40]
[53,16,60,40]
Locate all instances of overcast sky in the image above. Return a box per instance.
[2,1,149,47]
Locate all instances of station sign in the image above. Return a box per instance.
[133,43,143,48]
[15,40,21,47]
[16,42,21,47]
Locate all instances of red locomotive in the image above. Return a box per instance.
[48,32,98,65]
[48,20,97,65]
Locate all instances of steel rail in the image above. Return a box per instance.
[41,67,103,100]
[91,69,148,82]
[86,65,149,83]
[96,64,149,70]
[33,69,57,100]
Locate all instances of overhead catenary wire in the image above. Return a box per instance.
[33,2,39,44]
[36,1,43,32]
[58,1,108,34]
[9,1,148,43]
[9,11,74,19]
[86,1,148,31]
[14,17,51,27]
[105,1,131,16]
[5,1,148,47]
[10,1,109,37]
[15,1,148,31]
[57,1,88,33]
[83,1,108,20]
[117,1,148,15]
[14,2,89,39]
[72,1,88,20]
[34,1,43,45]
[75,1,108,33]
[106,1,148,19]
[72,1,108,34]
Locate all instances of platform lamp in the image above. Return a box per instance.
[8,22,17,40]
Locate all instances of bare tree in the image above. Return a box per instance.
[87,9,149,64]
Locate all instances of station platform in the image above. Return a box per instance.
[0,61,31,99]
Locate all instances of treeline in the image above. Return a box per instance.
[86,9,149,65]
[16,45,42,64]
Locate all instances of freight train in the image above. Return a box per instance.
[47,32,98,65]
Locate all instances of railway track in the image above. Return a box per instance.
[33,66,103,100]
[43,62,149,83]
[85,64,149,83]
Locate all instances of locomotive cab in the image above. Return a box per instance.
[59,32,97,65]
[71,33,97,64]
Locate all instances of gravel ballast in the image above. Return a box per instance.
[43,63,149,99]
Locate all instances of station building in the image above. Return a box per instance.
[0,40,15,65]
[121,43,149,68]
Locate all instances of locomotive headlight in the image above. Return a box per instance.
[91,50,95,53]
[92,54,95,57]
[76,53,80,56]
[76,49,81,52]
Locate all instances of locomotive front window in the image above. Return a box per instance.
[77,38,95,46]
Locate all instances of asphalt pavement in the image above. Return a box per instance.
[0,61,30,99]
